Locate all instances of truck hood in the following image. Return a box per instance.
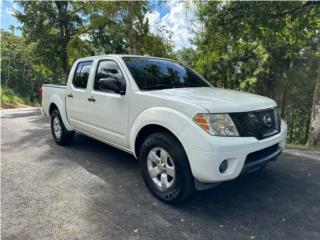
[146,87,276,113]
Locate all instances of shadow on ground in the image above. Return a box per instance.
[2,108,320,240]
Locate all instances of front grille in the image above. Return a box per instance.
[230,108,281,140]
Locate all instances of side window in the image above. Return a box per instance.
[72,62,83,87]
[72,61,92,89]
[94,60,125,92]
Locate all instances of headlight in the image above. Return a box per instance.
[193,113,239,136]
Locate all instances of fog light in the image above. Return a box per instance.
[219,160,228,173]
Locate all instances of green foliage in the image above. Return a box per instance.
[1,30,58,103]
[141,34,175,58]
[15,1,85,79]
[2,1,318,144]
[2,1,174,104]
[82,1,174,57]
[181,1,320,144]
[176,48,198,67]
[13,1,174,79]
[67,35,94,65]
[0,87,28,105]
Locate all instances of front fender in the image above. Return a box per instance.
[129,107,191,158]
[49,94,73,131]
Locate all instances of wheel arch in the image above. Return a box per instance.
[48,95,73,131]
[130,107,191,159]
[134,124,186,159]
[49,103,58,116]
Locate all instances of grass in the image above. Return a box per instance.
[0,87,30,109]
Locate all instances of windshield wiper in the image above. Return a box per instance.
[141,83,206,91]
[142,84,175,90]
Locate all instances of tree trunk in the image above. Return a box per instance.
[223,64,227,88]
[5,52,13,87]
[305,114,311,144]
[127,2,139,55]
[307,63,320,145]
[55,1,70,81]
[289,112,295,143]
[281,88,287,118]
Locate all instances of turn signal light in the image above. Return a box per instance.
[193,114,210,131]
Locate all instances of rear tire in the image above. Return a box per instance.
[51,109,74,145]
[139,132,194,203]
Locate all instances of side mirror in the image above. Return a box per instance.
[98,77,125,95]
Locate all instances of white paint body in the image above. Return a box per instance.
[42,55,287,183]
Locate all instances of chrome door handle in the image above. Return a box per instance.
[88,97,96,102]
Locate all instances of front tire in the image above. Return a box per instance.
[139,132,194,203]
[51,109,74,145]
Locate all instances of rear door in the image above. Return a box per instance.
[85,58,129,148]
[66,60,93,131]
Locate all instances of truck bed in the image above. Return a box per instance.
[42,84,66,89]
[41,84,67,116]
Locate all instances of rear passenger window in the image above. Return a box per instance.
[72,61,93,89]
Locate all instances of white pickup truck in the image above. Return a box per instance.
[42,54,287,202]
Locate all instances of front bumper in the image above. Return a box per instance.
[241,143,282,174]
[183,120,287,183]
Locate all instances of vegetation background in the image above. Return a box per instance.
[1,1,319,145]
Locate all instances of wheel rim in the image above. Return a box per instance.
[147,147,175,191]
[53,116,62,139]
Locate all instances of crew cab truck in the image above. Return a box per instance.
[42,55,287,202]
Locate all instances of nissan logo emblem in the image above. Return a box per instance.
[262,114,272,128]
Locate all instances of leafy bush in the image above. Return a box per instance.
[0,87,28,105]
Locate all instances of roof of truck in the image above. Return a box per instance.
[76,54,171,62]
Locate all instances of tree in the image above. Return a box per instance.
[83,1,173,57]
[307,66,320,145]
[176,48,198,67]
[3,1,174,106]
[7,0,318,145]
[189,1,320,144]
[1,30,56,103]
[125,1,145,54]
[307,37,320,145]
[15,1,84,80]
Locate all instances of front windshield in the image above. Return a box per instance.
[122,57,211,90]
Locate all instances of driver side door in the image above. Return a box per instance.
[86,59,129,148]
